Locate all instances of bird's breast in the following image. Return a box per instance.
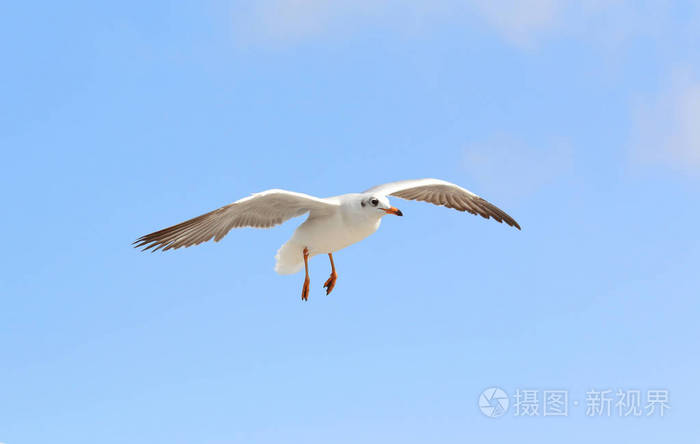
[293,213,381,255]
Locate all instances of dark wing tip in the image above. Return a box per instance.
[132,236,161,252]
[504,219,522,230]
[475,197,521,231]
[131,210,218,253]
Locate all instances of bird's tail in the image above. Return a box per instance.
[274,241,304,275]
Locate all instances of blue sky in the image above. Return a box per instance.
[1,1,699,443]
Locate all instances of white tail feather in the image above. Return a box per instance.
[274,241,304,275]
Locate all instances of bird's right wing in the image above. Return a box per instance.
[133,189,338,252]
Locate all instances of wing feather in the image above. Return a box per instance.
[366,178,520,230]
[134,189,337,252]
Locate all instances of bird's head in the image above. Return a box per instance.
[361,194,403,217]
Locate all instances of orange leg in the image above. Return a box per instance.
[323,253,338,295]
[301,247,310,301]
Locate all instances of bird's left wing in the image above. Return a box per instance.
[133,189,338,252]
[365,178,520,230]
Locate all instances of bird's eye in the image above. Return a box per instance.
[370,198,378,206]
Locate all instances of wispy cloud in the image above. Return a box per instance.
[233,0,403,46]
[235,0,557,47]
[631,69,700,176]
[231,0,677,48]
[468,0,563,47]
[233,1,700,179]
[462,135,574,200]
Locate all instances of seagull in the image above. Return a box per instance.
[134,178,520,300]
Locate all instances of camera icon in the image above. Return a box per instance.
[479,387,509,418]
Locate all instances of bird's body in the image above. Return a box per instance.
[134,179,520,300]
[274,193,383,274]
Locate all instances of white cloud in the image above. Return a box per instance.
[233,0,398,46]
[468,0,563,47]
[232,1,700,177]
[462,135,574,199]
[632,70,700,175]
[233,0,566,47]
[231,0,674,49]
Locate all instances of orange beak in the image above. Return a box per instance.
[381,207,403,216]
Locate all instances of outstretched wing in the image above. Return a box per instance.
[365,178,520,230]
[134,189,338,252]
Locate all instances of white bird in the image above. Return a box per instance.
[134,178,520,300]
